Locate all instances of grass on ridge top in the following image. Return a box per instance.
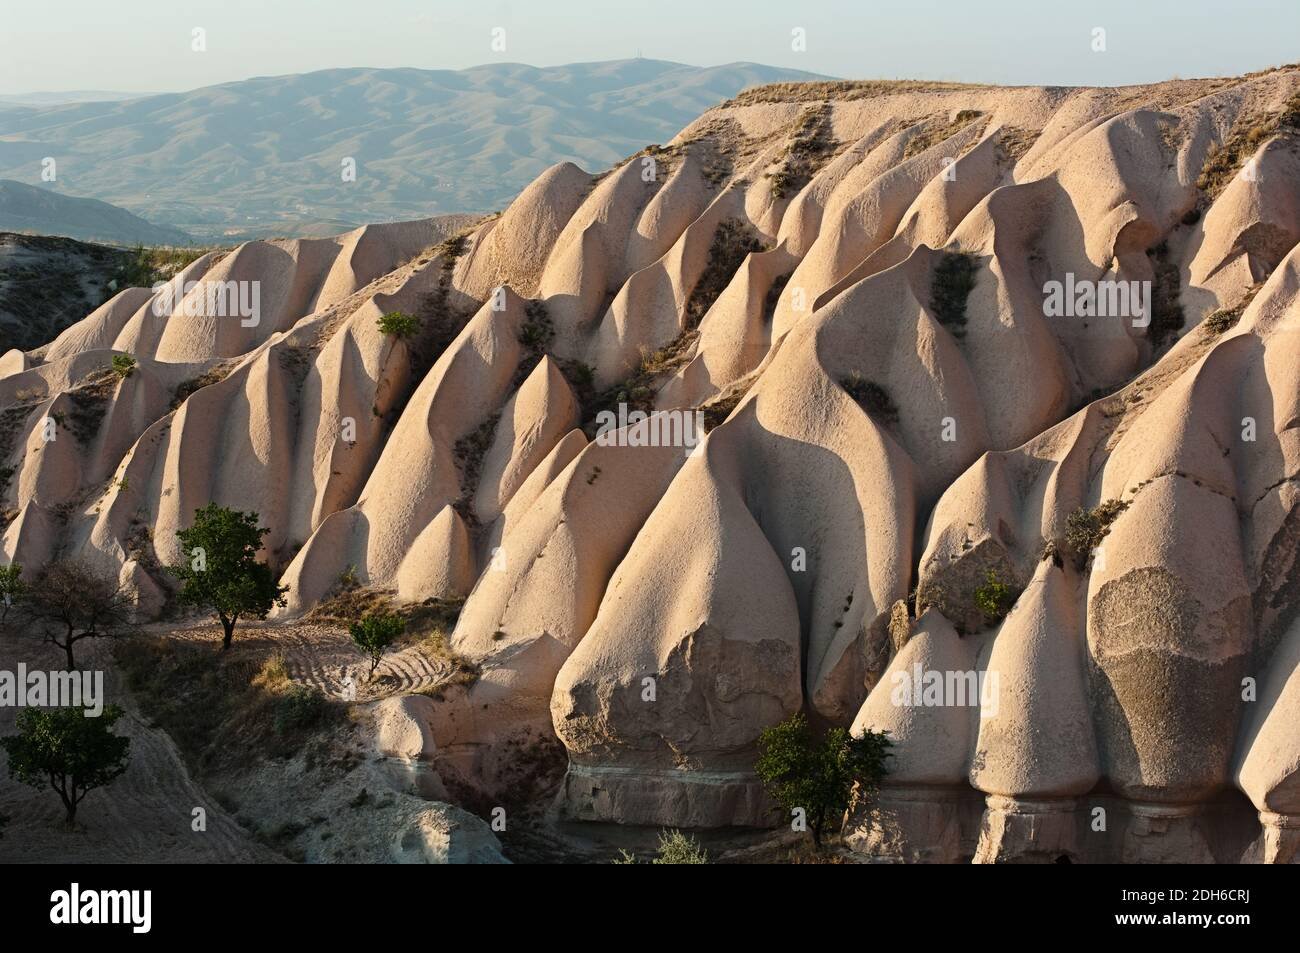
[730,79,990,106]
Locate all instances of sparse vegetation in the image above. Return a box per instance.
[1197,92,1300,199]
[114,636,345,775]
[66,371,118,445]
[755,712,892,848]
[731,79,984,106]
[686,218,767,329]
[452,414,500,528]
[168,503,288,650]
[1,705,131,825]
[1201,284,1263,337]
[349,611,405,679]
[108,244,207,299]
[903,110,985,159]
[700,378,754,432]
[767,104,836,199]
[273,685,331,735]
[840,373,899,427]
[377,310,420,339]
[579,218,765,431]
[514,299,555,387]
[1145,242,1185,350]
[391,231,475,416]
[1064,499,1131,570]
[930,251,978,338]
[170,362,235,410]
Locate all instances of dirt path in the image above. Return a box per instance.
[164,616,454,700]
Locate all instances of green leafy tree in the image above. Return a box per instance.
[350,611,405,679]
[24,560,132,668]
[0,562,27,624]
[1,705,130,825]
[169,503,288,650]
[755,712,892,848]
[974,569,1016,625]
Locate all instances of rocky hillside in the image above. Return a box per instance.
[0,233,203,353]
[3,67,1299,863]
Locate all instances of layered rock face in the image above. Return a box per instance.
[4,70,1300,861]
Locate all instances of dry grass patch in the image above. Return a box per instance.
[114,634,347,775]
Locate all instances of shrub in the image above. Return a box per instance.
[1201,284,1262,338]
[973,569,1016,625]
[652,828,709,864]
[1,705,130,825]
[274,686,328,735]
[349,611,406,679]
[377,311,421,338]
[0,562,26,623]
[755,712,892,848]
[1064,499,1131,570]
[111,353,137,379]
[931,252,978,337]
[611,828,709,864]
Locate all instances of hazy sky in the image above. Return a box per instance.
[1,0,1296,94]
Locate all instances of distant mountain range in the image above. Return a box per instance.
[0,59,826,241]
[0,179,193,246]
[0,90,160,107]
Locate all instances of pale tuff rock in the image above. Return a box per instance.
[389,803,509,865]
[372,694,449,801]
[5,69,1300,861]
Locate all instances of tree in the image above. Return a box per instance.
[24,561,132,668]
[1,705,130,825]
[350,611,405,679]
[0,562,27,624]
[755,712,892,848]
[169,503,288,650]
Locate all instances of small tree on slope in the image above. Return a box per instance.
[169,503,287,650]
[2,705,130,825]
[350,611,405,679]
[24,561,132,668]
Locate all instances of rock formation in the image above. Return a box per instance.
[4,68,1299,862]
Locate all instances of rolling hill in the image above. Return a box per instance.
[0,60,827,241]
[0,179,194,246]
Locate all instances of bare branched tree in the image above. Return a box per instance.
[24,560,133,668]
